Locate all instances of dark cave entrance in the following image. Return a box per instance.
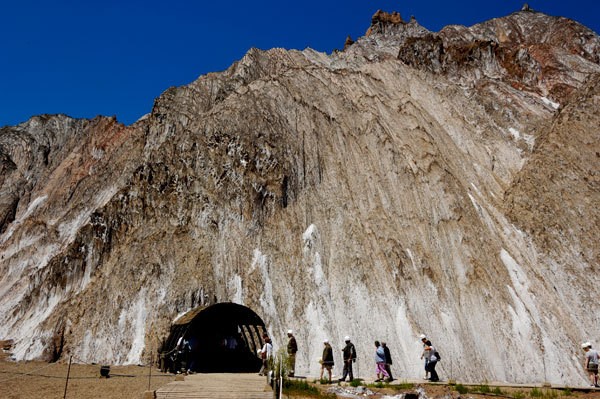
[160,303,267,373]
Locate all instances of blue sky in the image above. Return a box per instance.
[1,0,598,127]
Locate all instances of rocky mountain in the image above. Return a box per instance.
[1,8,599,385]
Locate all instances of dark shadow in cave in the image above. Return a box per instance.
[161,303,267,373]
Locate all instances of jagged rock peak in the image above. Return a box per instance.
[397,10,600,102]
[340,9,430,60]
[372,9,403,25]
[343,35,354,50]
[366,10,405,36]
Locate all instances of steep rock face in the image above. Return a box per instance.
[397,10,600,102]
[0,10,599,385]
[0,116,89,234]
[0,116,144,361]
[505,73,600,277]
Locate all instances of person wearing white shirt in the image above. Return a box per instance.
[258,337,273,376]
[583,342,600,387]
[424,341,439,382]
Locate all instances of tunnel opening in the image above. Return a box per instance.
[160,303,267,373]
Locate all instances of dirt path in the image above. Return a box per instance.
[0,356,175,399]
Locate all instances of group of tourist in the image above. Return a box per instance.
[316,334,439,383]
[258,329,298,377]
[258,331,439,383]
[258,332,600,386]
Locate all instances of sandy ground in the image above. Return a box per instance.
[3,349,600,399]
[0,353,175,399]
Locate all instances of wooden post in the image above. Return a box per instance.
[144,350,156,399]
[148,350,153,391]
[63,355,73,399]
[279,356,283,399]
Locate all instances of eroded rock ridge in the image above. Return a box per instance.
[0,9,599,385]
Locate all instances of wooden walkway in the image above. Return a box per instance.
[155,373,273,399]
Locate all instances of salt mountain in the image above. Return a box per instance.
[1,8,599,385]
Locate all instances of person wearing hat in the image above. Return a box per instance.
[339,336,357,382]
[582,342,600,387]
[286,330,298,377]
[320,339,334,383]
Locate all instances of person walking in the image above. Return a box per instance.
[381,342,394,381]
[287,330,298,377]
[258,336,273,376]
[423,339,439,382]
[339,336,357,382]
[582,342,600,387]
[420,334,432,380]
[320,339,334,383]
[374,341,390,382]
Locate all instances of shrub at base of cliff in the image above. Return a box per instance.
[283,379,335,398]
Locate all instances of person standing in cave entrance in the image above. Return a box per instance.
[185,336,197,373]
[180,337,192,374]
[286,330,298,377]
[258,336,273,376]
[319,339,334,383]
[172,335,187,374]
[582,342,600,387]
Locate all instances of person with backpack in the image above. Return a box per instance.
[420,334,432,380]
[423,340,440,382]
[582,342,600,387]
[374,341,390,382]
[381,342,394,381]
[338,336,357,382]
[258,336,273,376]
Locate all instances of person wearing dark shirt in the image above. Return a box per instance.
[320,339,334,382]
[338,336,357,382]
[381,342,394,381]
[287,329,298,377]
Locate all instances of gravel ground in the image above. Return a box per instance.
[0,353,175,399]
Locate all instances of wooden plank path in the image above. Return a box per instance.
[155,373,274,399]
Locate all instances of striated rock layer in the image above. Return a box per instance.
[1,9,599,384]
